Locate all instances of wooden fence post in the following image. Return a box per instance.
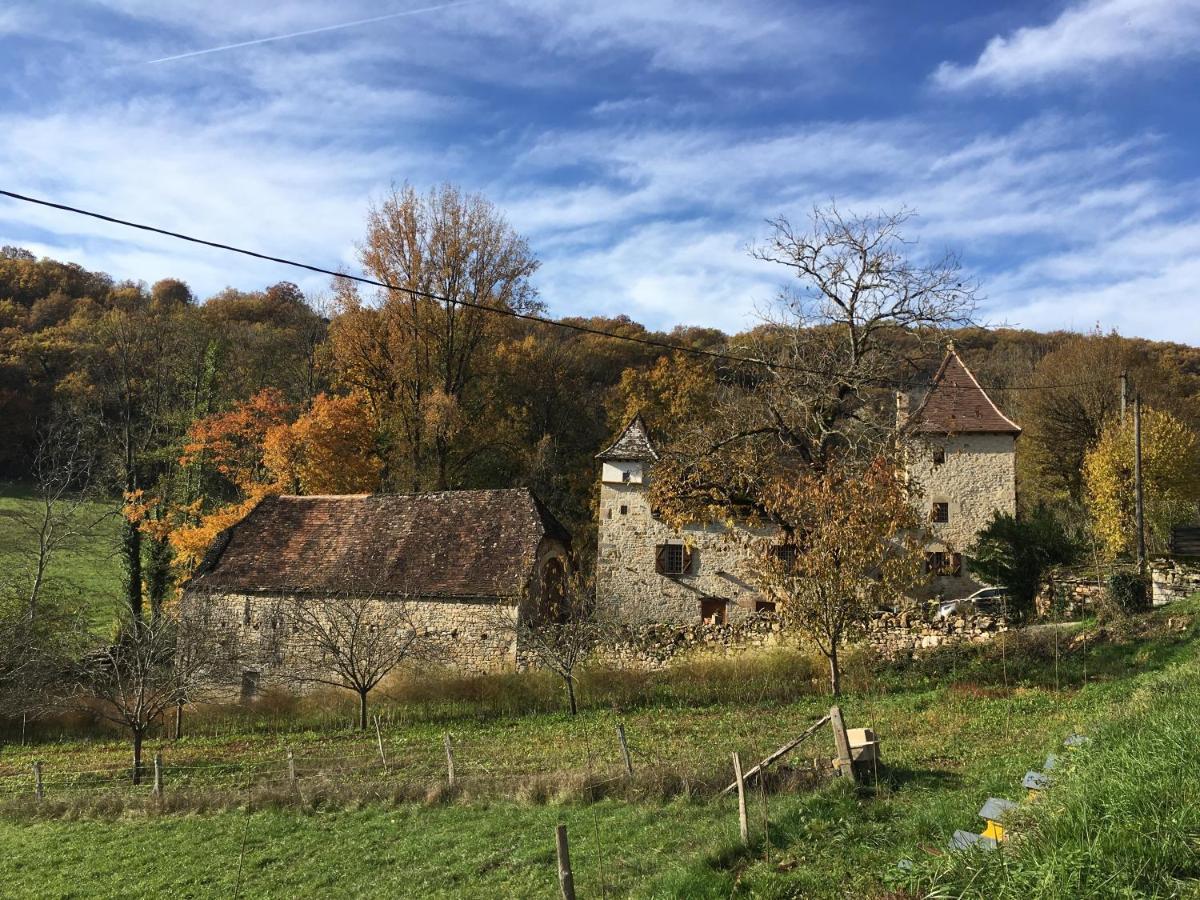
[555,823,576,900]
[617,723,633,778]
[32,761,43,801]
[829,706,855,782]
[286,748,297,787]
[173,700,183,741]
[153,752,163,798]
[732,752,749,845]
[373,715,388,772]
[444,734,456,786]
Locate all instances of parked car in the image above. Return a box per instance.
[934,586,1009,619]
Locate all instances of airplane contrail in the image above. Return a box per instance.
[146,0,481,64]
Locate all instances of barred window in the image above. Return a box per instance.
[655,542,693,576]
[931,502,950,523]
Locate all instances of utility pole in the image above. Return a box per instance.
[1120,371,1128,421]
[1134,393,1146,573]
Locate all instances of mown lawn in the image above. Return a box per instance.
[1,600,1197,898]
[0,482,124,626]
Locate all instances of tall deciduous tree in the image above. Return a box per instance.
[1083,407,1200,559]
[330,183,541,491]
[742,458,923,696]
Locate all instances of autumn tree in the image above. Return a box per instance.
[329,183,541,491]
[1016,332,1189,509]
[263,391,381,495]
[609,352,719,441]
[1083,407,1200,558]
[743,458,923,695]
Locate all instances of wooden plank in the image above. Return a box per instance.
[830,706,855,781]
[718,715,831,796]
[617,724,633,777]
[732,752,749,845]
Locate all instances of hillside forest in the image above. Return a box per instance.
[3,187,1200,623]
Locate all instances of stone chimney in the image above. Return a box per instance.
[896,390,911,429]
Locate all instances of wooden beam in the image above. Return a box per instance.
[719,715,831,796]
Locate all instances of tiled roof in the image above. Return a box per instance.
[906,349,1021,435]
[596,413,659,461]
[188,489,570,598]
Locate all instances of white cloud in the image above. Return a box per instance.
[933,0,1200,91]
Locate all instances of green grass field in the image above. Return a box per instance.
[0,482,125,625]
[1,600,1197,898]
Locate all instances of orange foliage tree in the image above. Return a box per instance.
[263,392,382,495]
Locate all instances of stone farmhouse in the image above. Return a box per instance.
[184,489,570,684]
[595,347,1020,625]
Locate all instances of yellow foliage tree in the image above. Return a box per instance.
[1084,407,1200,558]
[263,392,382,495]
[609,352,718,440]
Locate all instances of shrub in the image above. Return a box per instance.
[1107,571,1149,613]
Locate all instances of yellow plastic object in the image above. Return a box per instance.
[981,820,1006,842]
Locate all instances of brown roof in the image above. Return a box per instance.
[188,489,570,598]
[906,349,1021,435]
[597,413,659,461]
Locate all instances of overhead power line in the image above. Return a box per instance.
[0,188,1113,393]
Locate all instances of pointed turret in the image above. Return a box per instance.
[596,413,659,462]
[905,348,1021,436]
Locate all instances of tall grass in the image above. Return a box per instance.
[915,656,1200,898]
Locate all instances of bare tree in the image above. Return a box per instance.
[654,204,977,526]
[10,411,107,620]
[505,571,608,716]
[284,586,431,730]
[68,609,237,783]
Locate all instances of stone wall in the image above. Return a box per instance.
[587,609,1009,670]
[596,465,772,624]
[1152,559,1200,605]
[198,591,521,685]
[904,432,1017,600]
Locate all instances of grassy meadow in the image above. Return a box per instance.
[0,597,1197,898]
[0,482,125,626]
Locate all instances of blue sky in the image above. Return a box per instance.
[2,0,1199,341]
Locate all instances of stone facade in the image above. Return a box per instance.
[904,432,1018,598]
[209,591,522,685]
[596,459,773,624]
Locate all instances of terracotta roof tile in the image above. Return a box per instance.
[188,489,569,598]
[906,349,1021,435]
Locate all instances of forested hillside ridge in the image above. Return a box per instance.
[2,191,1200,622]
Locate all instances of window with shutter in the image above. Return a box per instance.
[949,553,963,577]
[931,502,949,523]
[655,543,690,576]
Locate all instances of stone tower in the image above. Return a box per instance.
[900,347,1021,598]
[594,414,768,624]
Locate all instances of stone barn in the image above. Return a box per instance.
[185,489,571,688]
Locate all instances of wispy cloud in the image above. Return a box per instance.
[933,0,1200,91]
[145,0,480,64]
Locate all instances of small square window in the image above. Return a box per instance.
[932,448,946,466]
[622,469,631,483]
[755,600,777,615]
[656,543,692,576]
[931,502,949,523]
[700,598,727,625]
[619,504,628,515]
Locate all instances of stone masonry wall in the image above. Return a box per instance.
[1152,559,1200,605]
[204,592,521,684]
[596,473,772,625]
[589,610,1009,671]
[905,432,1017,600]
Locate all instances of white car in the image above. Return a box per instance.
[934,586,1009,619]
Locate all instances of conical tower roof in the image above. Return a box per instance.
[596,413,659,461]
[906,347,1021,435]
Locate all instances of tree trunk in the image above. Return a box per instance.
[564,674,578,716]
[358,689,369,730]
[131,729,144,785]
[174,700,183,741]
[123,517,143,623]
[828,646,841,698]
